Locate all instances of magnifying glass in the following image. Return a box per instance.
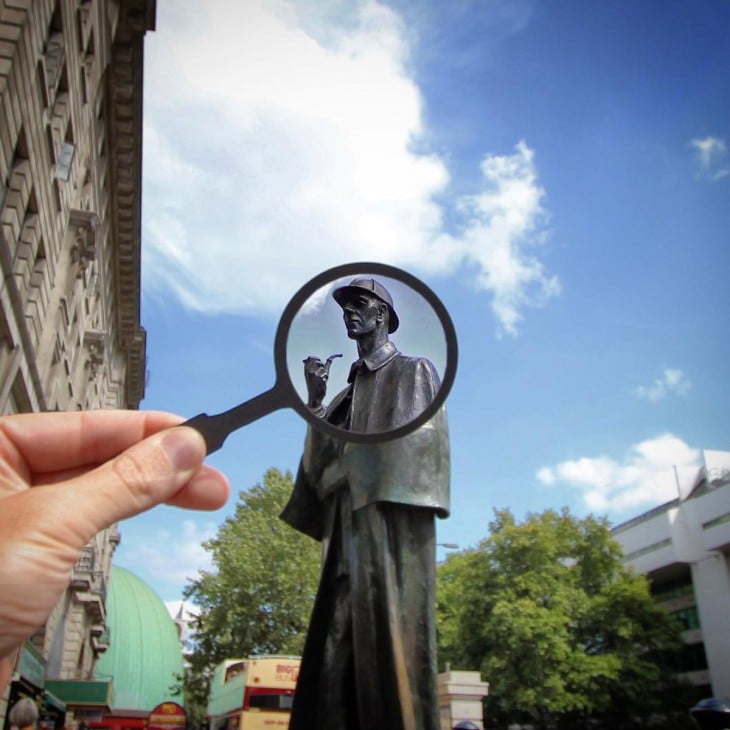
[184,261,457,453]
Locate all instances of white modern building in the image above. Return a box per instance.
[612,450,730,698]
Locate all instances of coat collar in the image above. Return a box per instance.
[347,341,399,382]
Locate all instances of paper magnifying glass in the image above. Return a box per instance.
[184,262,457,453]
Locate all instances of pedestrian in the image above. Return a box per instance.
[8,698,39,730]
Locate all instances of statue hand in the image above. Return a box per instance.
[303,356,330,412]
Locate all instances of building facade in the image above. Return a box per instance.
[438,669,489,730]
[612,450,730,699]
[0,0,152,725]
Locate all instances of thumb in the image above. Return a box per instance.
[68,426,208,544]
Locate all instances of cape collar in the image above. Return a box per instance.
[347,340,399,383]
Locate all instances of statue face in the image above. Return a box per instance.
[340,292,387,339]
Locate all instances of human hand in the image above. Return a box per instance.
[0,410,230,663]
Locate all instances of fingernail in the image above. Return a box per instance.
[160,428,204,472]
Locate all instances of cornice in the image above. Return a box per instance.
[106,0,154,407]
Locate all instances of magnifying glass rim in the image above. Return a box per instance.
[274,261,458,444]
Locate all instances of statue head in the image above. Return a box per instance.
[333,278,400,335]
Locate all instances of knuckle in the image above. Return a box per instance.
[111,449,159,506]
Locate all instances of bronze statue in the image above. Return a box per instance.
[281,277,450,730]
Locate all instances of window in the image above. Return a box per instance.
[678,642,708,673]
[671,605,701,631]
[247,693,294,711]
[4,126,30,208]
[40,2,67,111]
[651,574,694,602]
[224,661,246,682]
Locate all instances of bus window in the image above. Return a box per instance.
[224,662,247,682]
[245,690,294,712]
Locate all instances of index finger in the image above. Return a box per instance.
[0,410,183,477]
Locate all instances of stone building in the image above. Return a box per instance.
[0,0,152,725]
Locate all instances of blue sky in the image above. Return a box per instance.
[113,0,730,603]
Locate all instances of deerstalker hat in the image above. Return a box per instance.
[333,277,400,333]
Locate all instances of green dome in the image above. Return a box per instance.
[94,566,184,712]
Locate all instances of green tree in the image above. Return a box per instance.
[182,467,320,727]
[437,508,695,730]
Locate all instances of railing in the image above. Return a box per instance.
[75,544,96,573]
[92,570,108,600]
[91,624,111,653]
[71,545,107,620]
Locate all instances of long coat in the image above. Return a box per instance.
[280,342,450,730]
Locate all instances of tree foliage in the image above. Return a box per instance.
[182,468,320,726]
[437,508,695,730]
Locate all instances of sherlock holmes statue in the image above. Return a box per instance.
[280,277,450,730]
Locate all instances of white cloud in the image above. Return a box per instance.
[633,367,692,402]
[120,519,217,586]
[141,0,557,336]
[536,434,701,514]
[457,141,560,335]
[690,136,729,180]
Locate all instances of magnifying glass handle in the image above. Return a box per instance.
[183,386,285,454]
